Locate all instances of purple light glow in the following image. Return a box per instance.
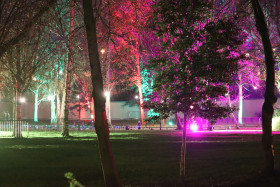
[190,123,199,131]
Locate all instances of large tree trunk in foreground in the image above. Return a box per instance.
[82,0,121,186]
[251,0,277,174]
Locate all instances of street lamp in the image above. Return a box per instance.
[19,97,26,103]
[104,91,110,98]
[47,95,53,101]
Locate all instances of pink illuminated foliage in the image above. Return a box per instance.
[144,0,246,127]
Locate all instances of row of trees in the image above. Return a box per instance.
[1,0,276,129]
[0,0,152,130]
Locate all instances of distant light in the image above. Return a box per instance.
[19,97,26,103]
[245,53,250,57]
[168,121,173,126]
[253,86,257,90]
[190,123,198,131]
[190,105,194,109]
[135,95,139,99]
[76,95,80,99]
[104,91,110,97]
[59,70,63,74]
[91,114,94,119]
[101,49,105,54]
[32,77,37,81]
[47,95,53,101]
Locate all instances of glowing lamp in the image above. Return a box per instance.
[190,123,198,131]
[76,95,80,99]
[245,53,250,57]
[101,49,105,54]
[135,95,139,99]
[19,97,26,103]
[104,91,110,97]
[91,114,94,119]
[168,121,173,126]
[190,105,194,109]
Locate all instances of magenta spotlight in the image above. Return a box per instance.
[190,123,199,131]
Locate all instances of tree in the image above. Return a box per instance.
[82,0,120,186]
[250,0,277,174]
[0,0,59,58]
[146,0,245,178]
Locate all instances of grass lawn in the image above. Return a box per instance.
[0,130,280,186]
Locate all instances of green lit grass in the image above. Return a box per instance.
[0,130,280,186]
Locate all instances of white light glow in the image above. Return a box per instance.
[47,95,53,101]
[190,123,198,131]
[19,97,26,103]
[104,91,110,97]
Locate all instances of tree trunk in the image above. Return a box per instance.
[82,0,121,186]
[34,88,39,122]
[56,92,61,124]
[62,0,74,137]
[180,113,187,178]
[238,74,243,127]
[106,94,111,126]
[251,0,277,174]
[106,37,112,126]
[14,86,22,138]
[227,89,238,128]
[59,77,66,125]
[176,110,183,130]
[50,90,56,124]
[136,52,145,126]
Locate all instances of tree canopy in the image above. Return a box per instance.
[145,0,246,125]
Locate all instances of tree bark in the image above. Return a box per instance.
[251,0,277,174]
[176,112,183,130]
[180,113,187,178]
[238,74,243,127]
[62,0,74,137]
[136,52,145,126]
[82,0,121,186]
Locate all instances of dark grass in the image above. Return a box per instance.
[0,131,280,186]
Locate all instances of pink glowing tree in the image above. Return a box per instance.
[145,0,246,177]
[97,0,153,125]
